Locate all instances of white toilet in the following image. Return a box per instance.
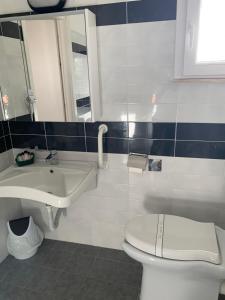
[123,214,225,300]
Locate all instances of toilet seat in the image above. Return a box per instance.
[125,214,220,264]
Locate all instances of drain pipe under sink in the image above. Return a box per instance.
[98,124,108,168]
[46,205,64,231]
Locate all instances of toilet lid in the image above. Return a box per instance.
[125,214,220,264]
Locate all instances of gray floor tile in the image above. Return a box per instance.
[70,243,100,257]
[0,283,42,300]
[66,253,96,276]
[3,263,35,288]
[52,240,82,254]
[88,257,142,286]
[39,238,56,251]
[96,246,140,265]
[20,239,57,268]
[40,248,73,271]
[1,239,144,300]
[22,248,49,268]
[53,272,86,299]
[1,239,224,300]
[78,278,140,300]
[0,257,14,282]
[25,266,62,292]
[51,240,99,257]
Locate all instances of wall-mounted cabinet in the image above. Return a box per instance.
[175,0,225,79]
[0,9,101,122]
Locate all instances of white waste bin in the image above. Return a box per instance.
[7,216,44,260]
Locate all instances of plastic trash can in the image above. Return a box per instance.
[7,216,44,260]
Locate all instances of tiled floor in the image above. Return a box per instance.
[0,239,142,300]
[0,239,225,300]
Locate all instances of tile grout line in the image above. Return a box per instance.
[7,121,225,159]
[10,132,225,143]
[84,122,88,152]
[174,103,179,158]
[174,122,178,158]
[8,133,175,141]
[175,139,225,143]
[7,121,14,154]
[125,0,129,24]
[0,122,7,152]
[43,122,48,151]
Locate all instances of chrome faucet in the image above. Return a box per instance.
[45,150,58,165]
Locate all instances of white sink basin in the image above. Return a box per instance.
[0,161,97,208]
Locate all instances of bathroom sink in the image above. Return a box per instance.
[0,161,97,208]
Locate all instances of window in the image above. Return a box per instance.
[175,0,225,79]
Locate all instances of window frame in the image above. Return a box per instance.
[175,0,225,79]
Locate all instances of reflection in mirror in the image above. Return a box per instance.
[69,14,91,122]
[0,10,101,123]
[0,21,31,121]
[22,18,67,122]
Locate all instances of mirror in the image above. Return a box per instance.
[69,14,91,120]
[0,9,101,122]
[0,21,31,121]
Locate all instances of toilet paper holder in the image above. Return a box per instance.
[127,153,148,173]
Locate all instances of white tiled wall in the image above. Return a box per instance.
[0,150,22,263]
[20,151,225,250]
[98,21,225,123]
[3,16,225,255]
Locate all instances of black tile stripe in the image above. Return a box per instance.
[72,42,87,55]
[128,122,176,139]
[127,0,177,24]
[45,122,85,136]
[85,122,129,138]
[5,121,225,159]
[86,137,128,154]
[9,121,45,135]
[47,135,86,152]
[0,21,22,40]
[0,122,4,138]
[0,0,177,26]
[4,135,12,150]
[0,136,7,153]
[11,134,47,149]
[81,2,127,26]
[76,97,90,108]
[177,123,225,142]
[2,121,9,136]
[129,138,175,156]
[175,141,225,160]
[0,122,12,151]
[10,114,33,122]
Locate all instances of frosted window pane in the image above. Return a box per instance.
[197,0,225,64]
